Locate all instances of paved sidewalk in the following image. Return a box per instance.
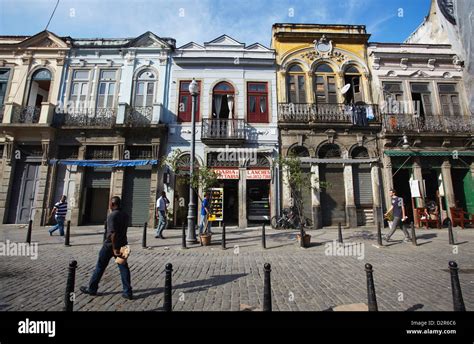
[0,223,473,311]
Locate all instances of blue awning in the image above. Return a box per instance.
[49,159,158,167]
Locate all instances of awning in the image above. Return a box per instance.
[49,159,158,167]
[384,150,474,157]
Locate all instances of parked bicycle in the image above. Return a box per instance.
[271,207,312,229]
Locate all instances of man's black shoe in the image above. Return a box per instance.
[160,235,165,239]
[154,235,160,239]
[122,293,133,300]
[80,286,97,296]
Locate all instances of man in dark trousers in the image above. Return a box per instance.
[80,196,133,300]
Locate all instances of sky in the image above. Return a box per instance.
[0,0,432,47]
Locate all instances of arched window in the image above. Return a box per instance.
[27,68,52,106]
[286,64,306,103]
[344,65,363,104]
[212,82,235,119]
[318,143,341,159]
[314,63,337,104]
[289,146,310,158]
[134,69,156,107]
[351,146,369,159]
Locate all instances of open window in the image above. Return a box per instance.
[286,64,306,103]
[410,83,433,119]
[27,69,52,107]
[212,82,235,119]
[344,65,363,104]
[382,82,406,114]
[314,63,337,104]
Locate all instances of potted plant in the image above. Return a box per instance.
[275,154,327,248]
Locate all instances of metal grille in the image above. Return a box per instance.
[128,146,152,160]
[12,105,41,124]
[126,106,153,126]
[86,146,114,159]
[58,146,79,160]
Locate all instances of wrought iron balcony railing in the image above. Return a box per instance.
[12,105,41,124]
[278,103,380,125]
[54,108,117,127]
[125,106,153,126]
[382,114,473,134]
[201,118,246,142]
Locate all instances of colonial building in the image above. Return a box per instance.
[370,27,474,225]
[0,31,70,225]
[166,35,278,228]
[272,24,382,229]
[0,30,175,226]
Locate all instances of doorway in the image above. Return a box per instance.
[82,167,111,225]
[392,168,413,222]
[223,180,238,225]
[319,164,346,227]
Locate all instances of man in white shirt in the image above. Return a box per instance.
[155,191,170,239]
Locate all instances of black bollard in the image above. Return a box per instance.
[64,260,77,312]
[448,221,455,245]
[221,222,226,250]
[263,263,272,312]
[142,222,147,248]
[300,225,305,248]
[262,223,266,249]
[65,220,71,247]
[103,220,107,242]
[376,221,383,246]
[26,219,32,244]
[181,222,187,249]
[449,261,466,311]
[338,222,343,244]
[410,222,417,246]
[163,263,173,312]
[365,263,378,312]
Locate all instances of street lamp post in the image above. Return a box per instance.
[186,78,199,243]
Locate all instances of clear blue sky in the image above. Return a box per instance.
[0,0,431,46]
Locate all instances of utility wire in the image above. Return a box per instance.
[45,0,60,31]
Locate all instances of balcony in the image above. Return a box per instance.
[12,105,41,124]
[201,118,246,145]
[125,106,153,126]
[278,103,380,128]
[54,108,117,128]
[382,114,473,135]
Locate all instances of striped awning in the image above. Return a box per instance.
[384,150,474,157]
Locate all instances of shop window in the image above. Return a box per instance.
[247,82,268,123]
[286,64,306,103]
[178,80,201,122]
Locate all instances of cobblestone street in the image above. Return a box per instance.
[0,224,473,312]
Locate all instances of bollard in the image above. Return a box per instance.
[65,220,71,247]
[262,223,266,249]
[449,261,466,311]
[64,260,77,312]
[300,225,305,248]
[263,263,272,312]
[448,221,455,245]
[142,222,147,248]
[365,263,378,312]
[103,220,107,242]
[338,222,343,244]
[26,219,32,244]
[163,263,173,312]
[221,222,226,250]
[181,222,187,249]
[376,221,383,247]
[410,222,417,246]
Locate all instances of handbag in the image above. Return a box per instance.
[115,245,131,265]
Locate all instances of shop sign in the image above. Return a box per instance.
[246,169,271,180]
[213,168,240,180]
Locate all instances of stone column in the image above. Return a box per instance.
[71,145,86,226]
[441,159,456,210]
[238,167,247,229]
[381,154,393,208]
[412,157,424,208]
[149,139,161,228]
[0,141,14,223]
[371,162,383,227]
[311,164,322,229]
[306,72,314,103]
[281,165,291,210]
[110,142,125,199]
[344,163,357,228]
[32,140,51,225]
[270,165,278,222]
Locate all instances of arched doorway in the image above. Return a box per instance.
[318,143,346,226]
[212,81,235,119]
[27,69,52,107]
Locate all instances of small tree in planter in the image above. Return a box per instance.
[275,154,327,247]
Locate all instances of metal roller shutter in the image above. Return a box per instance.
[85,167,111,188]
[320,164,346,226]
[123,166,151,226]
[353,164,373,207]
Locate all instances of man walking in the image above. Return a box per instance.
[384,189,411,242]
[155,191,169,239]
[48,195,68,236]
[80,196,133,300]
